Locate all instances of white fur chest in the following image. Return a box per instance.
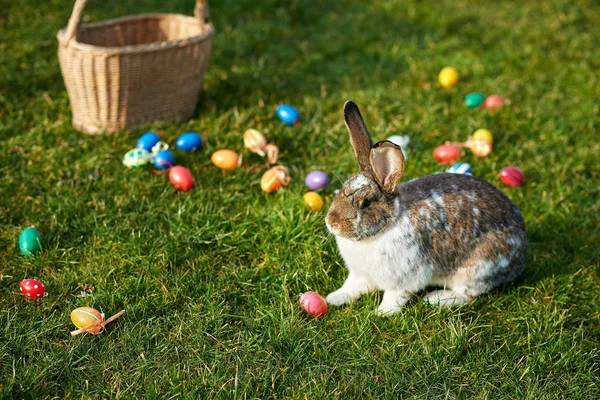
[334,216,427,291]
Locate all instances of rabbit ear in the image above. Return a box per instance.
[344,101,373,173]
[370,141,405,194]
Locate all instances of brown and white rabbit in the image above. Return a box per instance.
[325,101,527,315]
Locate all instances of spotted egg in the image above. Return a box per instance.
[71,307,104,334]
[123,148,152,168]
[19,278,45,299]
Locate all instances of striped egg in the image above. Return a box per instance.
[447,162,473,175]
[123,149,152,168]
[244,129,268,156]
[70,307,104,334]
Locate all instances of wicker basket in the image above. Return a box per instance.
[57,0,215,134]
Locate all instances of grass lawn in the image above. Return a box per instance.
[1,0,599,398]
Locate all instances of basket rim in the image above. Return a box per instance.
[57,12,214,55]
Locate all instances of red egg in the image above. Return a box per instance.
[500,166,525,187]
[484,95,505,111]
[299,291,328,317]
[169,166,194,191]
[433,144,461,164]
[19,279,45,299]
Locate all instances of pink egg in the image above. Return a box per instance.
[169,166,194,191]
[299,291,328,317]
[500,166,525,187]
[484,95,505,111]
[433,144,461,164]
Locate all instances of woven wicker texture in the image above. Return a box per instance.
[57,0,215,134]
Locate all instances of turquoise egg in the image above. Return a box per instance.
[464,92,486,109]
[19,227,43,256]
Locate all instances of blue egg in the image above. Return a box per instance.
[176,132,203,151]
[137,132,161,151]
[153,150,175,170]
[447,162,473,175]
[276,104,300,125]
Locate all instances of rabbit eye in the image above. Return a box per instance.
[360,199,372,210]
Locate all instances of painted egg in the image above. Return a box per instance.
[276,104,300,125]
[433,144,461,164]
[244,129,267,156]
[304,192,324,212]
[464,92,486,109]
[123,148,152,168]
[500,166,525,187]
[438,67,459,88]
[469,139,493,157]
[211,150,239,170]
[299,292,328,317]
[19,227,43,256]
[71,307,104,334]
[484,95,505,111]
[305,170,329,190]
[176,132,203,151]
[19,279,45,299]
[137,132,161,152]
[153,150,175,170]
[447,162,473,175]
[169,166,194,191]
[472,128,493,144]
[261,166,291,193]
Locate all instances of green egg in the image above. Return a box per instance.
[19,227,43,256]
[464,92,486,109]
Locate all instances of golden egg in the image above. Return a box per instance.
[303,192,324,212]
[261,166,291,193]
[469,138,493,157]
[472,128,493,144]
[211,149,239,170]
[244,129,267,156]
[71,307,104,335]
[438,66,459,88]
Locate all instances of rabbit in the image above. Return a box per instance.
[325,101,527,315]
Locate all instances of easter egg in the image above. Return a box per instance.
[123,148,152,168]
[153,150,175,170]
[469,139,493,157]
[211,150,239,170]
[305,170,329,190]
[169,166,194,191]
[433,144,461,164]
[176,132,203,151]
[137,132,161,152]
[276,104,300,125]
[19,227,43,256]
[484,95,505,111]
[464,92,486,109]
[303,192,324,212]
[71,307,104,334]
[447,162,473,175]
[19,279,45,299]
[244,129,267,156]
[261,166,291,193]
[299,292,328,317]
[472,128,493,144]
[500,166,525,187]
[438,67,459,88]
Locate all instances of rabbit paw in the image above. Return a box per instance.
[423,289,468,307]
[325,290,357,306]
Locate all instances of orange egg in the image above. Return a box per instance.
[71,307,104,335]
[261,166,291,193]
[211,149,239,170]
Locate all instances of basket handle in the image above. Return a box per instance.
[63,0,211,43]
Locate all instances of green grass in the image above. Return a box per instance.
[1,0,599,398]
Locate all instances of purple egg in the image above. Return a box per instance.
[305,170,329,190]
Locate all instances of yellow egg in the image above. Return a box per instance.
[211,149,239,170]
[472,128,493,144]
[438,66,459,88]
[469,138,493,157]
[303,192,324,212]
[71,307,104,335]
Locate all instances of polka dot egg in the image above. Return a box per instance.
[19,279,45,299]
